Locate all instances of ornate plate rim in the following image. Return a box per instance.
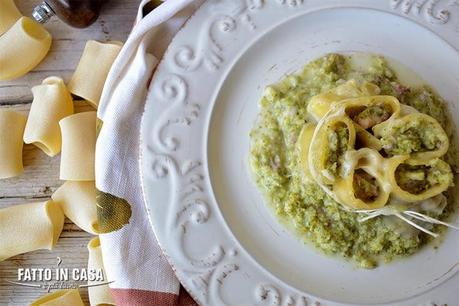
[140,1,459,305]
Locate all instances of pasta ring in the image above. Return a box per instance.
[374,112,449,162]
[296,123,316,181]
[387,158,453,203]
[338,95,401,130]
[309,115,356,185]
[333,148,392,210]
[307,80,380,121]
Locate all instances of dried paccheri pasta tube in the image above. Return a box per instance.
[88,237,115,306]
[0,0,22,35]
[30,289,85,306]
[0,200,64,261]
[68,40,123,108]
[0,17,52,80]
[0,110,27,179]
[52,181,98,234]
[59,111,96,180]
[24,77,74,156]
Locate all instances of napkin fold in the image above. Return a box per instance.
[95,0,203,304]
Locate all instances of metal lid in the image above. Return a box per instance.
[32,2,55,24]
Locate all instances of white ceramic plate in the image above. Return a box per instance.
[140,1,459,305]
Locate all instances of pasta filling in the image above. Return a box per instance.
[353,169,380,202]
[381,118,446,156]
[351,104,391,129]
[395,161,452,194]
[326,123,349,177]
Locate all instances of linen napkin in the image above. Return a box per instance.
[95,0,203,304]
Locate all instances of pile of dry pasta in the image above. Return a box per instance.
[0,1,122,304]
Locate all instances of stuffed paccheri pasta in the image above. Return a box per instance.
[250,54,458,267]
[301,81,455,235]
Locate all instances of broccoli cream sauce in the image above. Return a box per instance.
[249,53,457,268]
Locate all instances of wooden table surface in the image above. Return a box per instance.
[0,1,138,304]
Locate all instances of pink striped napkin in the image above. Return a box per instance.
[95,0,203,304]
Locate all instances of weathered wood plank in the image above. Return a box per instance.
[0,102,94,199]
[0,0,139,104]
[0,101,97,305]
[0,235,92,305]
[0,1,139,304]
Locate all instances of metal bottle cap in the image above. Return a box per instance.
[32,2,55,24]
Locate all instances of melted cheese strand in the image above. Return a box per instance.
[358,211,384,222]
[404,211,459,231]
[356,207,459,237]
[357,205,400,221]
[394,213,439,237]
